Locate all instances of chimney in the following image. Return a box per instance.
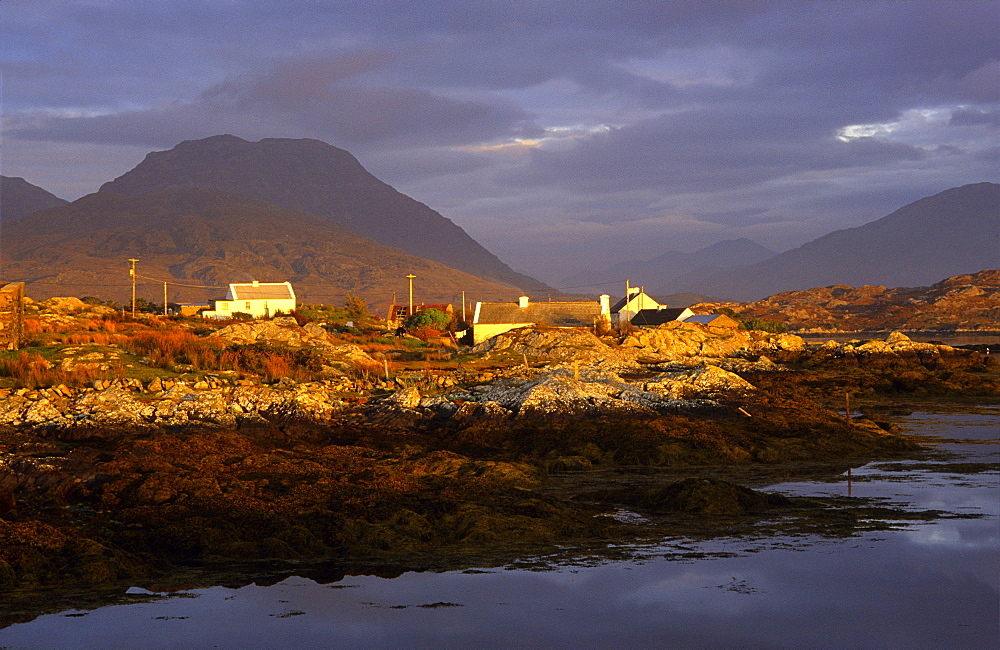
[518,296,529,308]
[252,280,260,287]
[599,294,610,316]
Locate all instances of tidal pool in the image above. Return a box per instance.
[2,408,997,648]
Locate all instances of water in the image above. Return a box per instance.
[2,408,997,648]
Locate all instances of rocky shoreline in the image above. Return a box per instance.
[1,314,996,610]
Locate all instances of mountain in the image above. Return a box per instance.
[0,187,526,308]
[0,176,68,220]
[561,238,776,294]
[693,269,1000,332]
[669,182,1000,301]
[98,134,547,292]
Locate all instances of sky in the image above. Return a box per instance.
[2,1,998,285]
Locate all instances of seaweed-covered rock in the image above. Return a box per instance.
[592,478,792,515]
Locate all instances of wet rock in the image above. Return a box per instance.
[473,327,638,368]
[592,478,792,515]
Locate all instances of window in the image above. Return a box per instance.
[246,301,251,310]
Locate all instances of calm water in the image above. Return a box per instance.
[2,408,997,649]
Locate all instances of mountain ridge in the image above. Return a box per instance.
[561,238,777,294]
[668,183,1000,301]
[99,135,547,292]
[1,187,525,307]
[0,175,69,221]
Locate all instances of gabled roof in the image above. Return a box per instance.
[610,296,631,313]
[476,301,603,326]
[228,282,295,300]
[610,290,653,313]
[682,313,740,328]
[630,308,688,326]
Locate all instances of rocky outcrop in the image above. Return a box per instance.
[806,331,964,363]
[447,362,734,420]
[473,327,639,368]
[211,316,377,373]
[697,269,1000,332]
[622,321,803,360]
[0,379,361,433]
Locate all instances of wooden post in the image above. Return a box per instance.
[127,258,139,317]
[845,392,851,422]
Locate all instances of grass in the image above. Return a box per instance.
[0,351,124,389]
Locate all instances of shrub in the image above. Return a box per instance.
[741,318,788,334]
[405,308,450,331]
[408,325,442,341]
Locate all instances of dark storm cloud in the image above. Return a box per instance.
[6,49,538,150]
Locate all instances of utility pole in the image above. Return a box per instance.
[127,258,139,317]
[406,274,416,317]
[461,290,466,323]
[163,282,168,317]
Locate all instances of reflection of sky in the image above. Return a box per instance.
[1,412,997,648]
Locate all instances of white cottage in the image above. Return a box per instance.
[610,287,663,324]
[202,281,296,319]
[471,295,611,345]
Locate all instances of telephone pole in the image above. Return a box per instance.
[461,290,466,323]
[406,274,416,317]
[163,282,168,317]
[127,258,139,317]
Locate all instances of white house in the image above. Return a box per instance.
[610,287,663,324]
[201,281,296,319]
[471,295,611,345]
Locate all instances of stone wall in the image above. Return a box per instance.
[0,282,25,350]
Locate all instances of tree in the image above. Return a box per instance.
[344,292,368,322]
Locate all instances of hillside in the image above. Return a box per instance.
[0,175,68,220]
[0,187,524,308]
[694,269,1000,332]
[562,238,776,294]
[98,135,547,292]
[669,183,1000,301]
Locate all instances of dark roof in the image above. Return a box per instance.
[229,282,294,300]
[630,308,688,326]
[477,301,603,326]
[610,296,630,313]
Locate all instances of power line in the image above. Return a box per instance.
[134,274,225,289]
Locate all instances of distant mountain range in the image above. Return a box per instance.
[1,175,68,220]
[562,238,776,295]
[667,182,999,301]
[2,136,996,308]
[0,187,523,307]
[98,135,546,292]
